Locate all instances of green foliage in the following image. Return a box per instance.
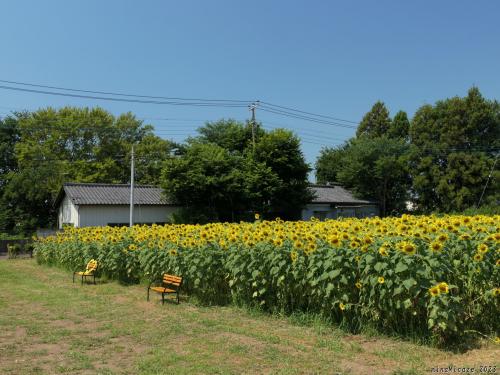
[162,142,246,221]
[0,107,174,231]
[0,114,21,232]
[356,101,392,138]
[409,87,500,212]
[315,143,350,184]
[0,233,29,240]
[317,87,499,215]
[7,243,22,259]
[253,129,312,219]
[195,118,262,152]
[388,111,410,140]
[316,137,410,216]
[162,121,311,221]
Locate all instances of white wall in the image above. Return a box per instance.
[58,196,79,229]
[301,204,335,221]
[77,205,180,227]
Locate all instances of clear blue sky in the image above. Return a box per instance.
[1,1,499,178]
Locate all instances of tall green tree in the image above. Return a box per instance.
[409,87,500,212]
[161,121,311,222]
[388,110,410,140]
[0,114,21,232]
[195,118,261,153]
[356,101,392,138]
[321,136,410,216]
[161,142,246,222]
[134,134,178,186]
[315,143,350,184]
[253,129,312,219]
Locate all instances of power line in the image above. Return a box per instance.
[0,79,251,103]
[260,101,358,124]
[0,85,249,108]
[0,79,362,128]
[259,107,358,129]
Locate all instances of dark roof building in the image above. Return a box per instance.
[303,185,379,220]
[55,183,179,229]
[55,182,173,207]
[309,184,376,205]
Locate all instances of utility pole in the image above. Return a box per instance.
[129,145,135,227]
[249,101,259,151]
[477,152,498,208]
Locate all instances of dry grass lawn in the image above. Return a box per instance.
[0,259,498,374]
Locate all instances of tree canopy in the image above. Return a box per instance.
[0,107,177,232]
[356,101,392,138]
[409,87,500,211]
[317,87,499,215]
[161,120,311,222]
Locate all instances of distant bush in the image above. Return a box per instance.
[461,205,500,216]
[7,244,22,259]
[0,233,29,240]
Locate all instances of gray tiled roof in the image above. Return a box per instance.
[309,185,376,205]
[61,183,173,206]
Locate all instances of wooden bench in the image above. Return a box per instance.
[73,259,98,285]
[147,274,183,304]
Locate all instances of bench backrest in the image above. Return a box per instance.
[163,274,182,288]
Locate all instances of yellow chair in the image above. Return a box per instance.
[73,259,98,285]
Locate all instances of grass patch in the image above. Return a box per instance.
[0,259,498,375]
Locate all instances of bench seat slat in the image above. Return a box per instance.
[150,286,176,293]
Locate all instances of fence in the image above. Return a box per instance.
[0,240,32,256]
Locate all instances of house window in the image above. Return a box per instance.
[313,211,328,221]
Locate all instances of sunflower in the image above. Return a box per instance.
[169,249,178,256]
[496,259,500,267]
[329,236,340,246]
[493,288,500,297]
[477,243,489,254]
[355,282,362,289]
[290,250,298,263]
[379,246,389,257]
[473,253,484,262]
[429,286,440,297]
[349,241,359,250]
[429,241,443,253]
[378,276,385,284]
[363,236,373,245]
[437,282,449,294]
[401,241,417,255]
[459,234,471,241]
[339,302,346,311]
[437,233,448,243]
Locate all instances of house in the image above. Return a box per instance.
[302,184,379,220]
[55,183,180,229]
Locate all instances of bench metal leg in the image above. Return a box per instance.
[162,293,165,305]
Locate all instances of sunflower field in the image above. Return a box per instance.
[34,214,499,344]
